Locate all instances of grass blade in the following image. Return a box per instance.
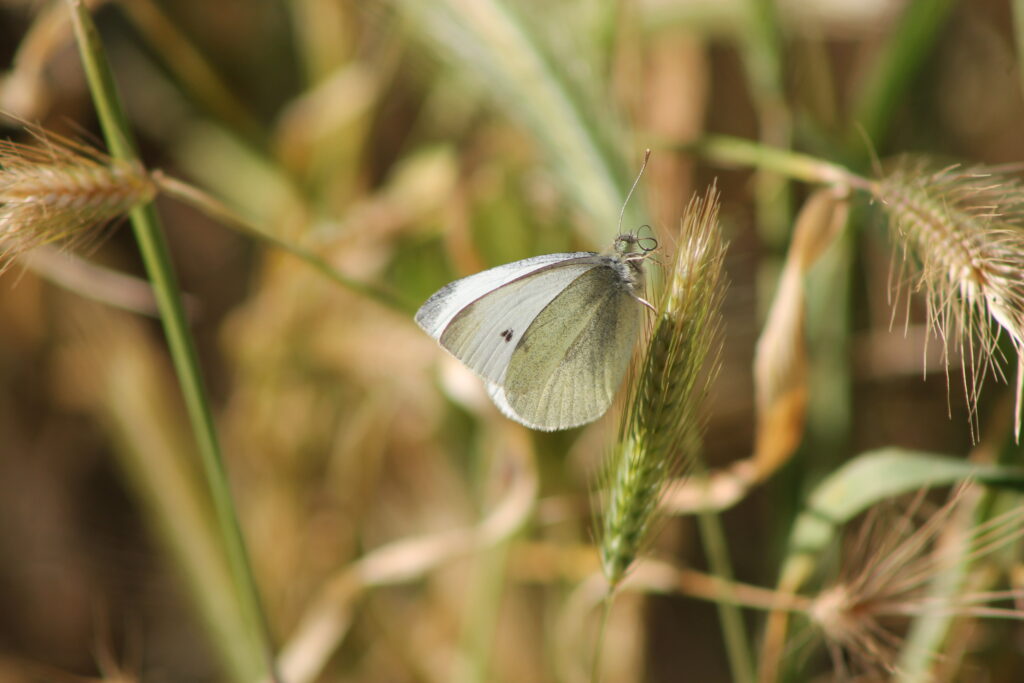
[66,2,277,680]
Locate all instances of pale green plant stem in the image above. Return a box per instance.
[66,2,278,681]
[114,0,265,144]
[397,0,636,240]
[455,435,531,683]
[590,595,613,683]
[697,498,755,683]
[96,317,260,683]
[764,449,1024,682]
[846,0,958,149]
[740,0,792,242]
[1016,0,1024,99]
[897,437,1024,679]
[457,527,511,682]
[153,172,407,313]
[824,0,957,476]
[807,221,855,431]
[895,507,975,683]
[842,4,985,676]
[670,135,872,191]
[671,137,865,481]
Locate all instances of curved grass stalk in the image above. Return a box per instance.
[113,0,265,143]
[275,422,538,683]
[666,134,871,190]
[66,2,277,680]
[22,246,179,317]
[397,0,638,243]
[846,0,958,151]
[738,0,793,243]
[152,172,407,313]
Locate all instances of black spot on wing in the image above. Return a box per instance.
[500,329,514,342]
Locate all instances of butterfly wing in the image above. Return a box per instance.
[415,252,595,337]
[496,264,645,430]
[416,253,598,383]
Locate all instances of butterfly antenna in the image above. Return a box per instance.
[617,148,652,236]
[853,122,883,179]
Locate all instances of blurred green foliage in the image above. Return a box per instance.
[2,1,1024,682]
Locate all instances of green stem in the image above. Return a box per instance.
[116,0,265,145]
[846,0,957,150]
[153,172,408,314]
[398,0,636,241]
[740,0,793,243]
[1014,0,1024,104]
[590,594,613,683]
[697,508,756,683]
[458,541,510,683]
[898,436,1024,679]
[670,135,873,191]
[67,2,278,681]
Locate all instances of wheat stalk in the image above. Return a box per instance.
[598,185,726,588]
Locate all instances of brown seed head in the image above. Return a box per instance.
[0,129,155,269]
[877,158,1024,439]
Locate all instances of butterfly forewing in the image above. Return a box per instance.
[500,265,644,430]
[428,257,600,383]
[415,252,594,338]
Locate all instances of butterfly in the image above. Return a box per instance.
[415,231,656,430]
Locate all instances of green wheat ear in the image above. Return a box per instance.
[875,157,1024,440]
[598,184,726,589]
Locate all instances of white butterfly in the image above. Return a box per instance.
[415,232,656,431]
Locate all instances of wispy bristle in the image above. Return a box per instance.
[598,185,726,588]
[877,158,1024,440]
[0,128,155,269]
[807,487,1024,678]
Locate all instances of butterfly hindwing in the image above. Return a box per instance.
[499,264,644,430]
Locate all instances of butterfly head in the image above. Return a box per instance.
[613,227,658,266]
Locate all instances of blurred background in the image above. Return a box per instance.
[1,0,1024,681]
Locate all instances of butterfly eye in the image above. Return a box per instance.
[614,234,636,253]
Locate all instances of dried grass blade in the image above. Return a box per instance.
[753,188,848,478]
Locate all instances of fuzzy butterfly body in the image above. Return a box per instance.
[415,234,653,431]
